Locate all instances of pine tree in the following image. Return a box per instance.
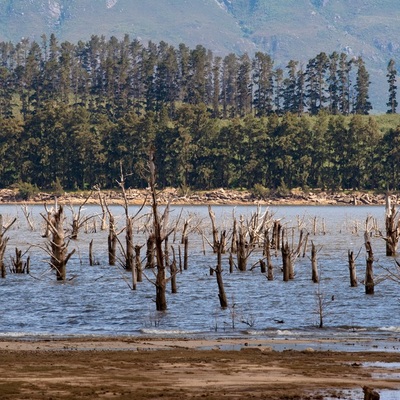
[387,59,398,114]
[252,52,274,116]
[354,57,372,115]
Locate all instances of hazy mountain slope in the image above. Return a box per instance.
[0,0,254,54]
[1,0,399,111]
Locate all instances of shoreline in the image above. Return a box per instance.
[0,336,399,399]
[0,187,393,206]
[0,335,399,353]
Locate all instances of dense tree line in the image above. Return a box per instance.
[0,34,377,118]
[0,100,400,192]
[0,34,399,192]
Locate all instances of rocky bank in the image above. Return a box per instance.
[0,188,392,206]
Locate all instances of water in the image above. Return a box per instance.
[0,203,400,346]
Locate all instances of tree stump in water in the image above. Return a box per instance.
[385,195,400,256]
[363,386,380,400]
[364,232,374,295]
[311,241,319,283]
[348,250,357,287]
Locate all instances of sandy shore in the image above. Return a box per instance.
[0,336,399,399]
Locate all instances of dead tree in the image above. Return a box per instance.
[363,386,380,400]
[10,248,30,274]
[231,217,237,254]
[149,150,168,311]
[68,190,97,240]
[385,195,400,256]
[212,231,228,308]
[348,250,358,287]
[116,164,147,290]
[170,246,178,294]
[364,231,375,294]
[264,231,274,280]
[271,220,282,251]
[95,186,108,231]
[145,235,155,269]
[311,241,319,283]
[0,215,16,278]
[208,205,219,253]
[42,203,54,238]
[138,151,180,309]
[183,236,189,270]
[21,204,35,231]
[135,245,143,282]
[41,206,75,281]
[108,213,117,265]
[282,241,291,282]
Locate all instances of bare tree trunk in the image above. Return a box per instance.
[108,214,117,266]
[385,195,400,256]
[272,220,281,251]
[364,232,374,295]
[145,235,155,269]
[42,206,75,281]
[98,191,107,231]
[259,259,266,273]
[89,239,94,266]
[0,213,17,278]
[125,217,134,271]
[231,218,237,254]
[11,249,30,274]
[237,217,247,271]
[348,250,357,287]
[183,236,189,270]
[216,232,228,308]
[170,246,177,294]
[363,386,380,400]
[265,232,274,281]
[282,242,290,282]
[229,252,234,273]
[311,241,319,283]
[135,245,142,282]
[208,205,219,253]
[149,150,167,311]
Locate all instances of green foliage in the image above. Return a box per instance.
[51,178,64,197]
[0,32,398,192]
[17,182,39,200]
[274,180,291,198]
[251,184,270,199]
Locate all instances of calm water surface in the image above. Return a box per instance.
[0,204,399,347]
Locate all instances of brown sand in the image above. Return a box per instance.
[0,337,399,399]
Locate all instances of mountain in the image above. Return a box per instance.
[1,0,399,112]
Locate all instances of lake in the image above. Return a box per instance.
[1,203,399,348]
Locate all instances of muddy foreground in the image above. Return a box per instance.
[0,337,399,399]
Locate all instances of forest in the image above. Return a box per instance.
[0,34,399,192]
